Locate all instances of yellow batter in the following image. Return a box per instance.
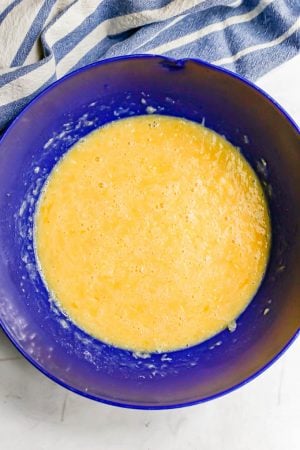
[35,115,270,353]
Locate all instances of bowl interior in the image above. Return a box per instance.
[0,56,299,408]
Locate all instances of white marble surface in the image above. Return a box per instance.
[0,56,299,450]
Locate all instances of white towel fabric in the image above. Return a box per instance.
[0,0,299,131]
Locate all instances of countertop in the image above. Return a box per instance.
[0,55,299,450]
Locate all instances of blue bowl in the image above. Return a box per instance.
[0,56,299,409]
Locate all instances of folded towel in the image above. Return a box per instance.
[0,0,299,131]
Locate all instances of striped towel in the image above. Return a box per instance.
[0,0,299,132]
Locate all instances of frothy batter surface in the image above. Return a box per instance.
[35,115,270,352]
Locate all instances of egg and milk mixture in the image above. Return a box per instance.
[34,115,270,352]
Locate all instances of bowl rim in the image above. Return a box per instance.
[0,54,299,410]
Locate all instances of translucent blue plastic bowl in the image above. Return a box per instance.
[0,56,299,409]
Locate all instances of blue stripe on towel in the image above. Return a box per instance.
[0,0,299,131]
